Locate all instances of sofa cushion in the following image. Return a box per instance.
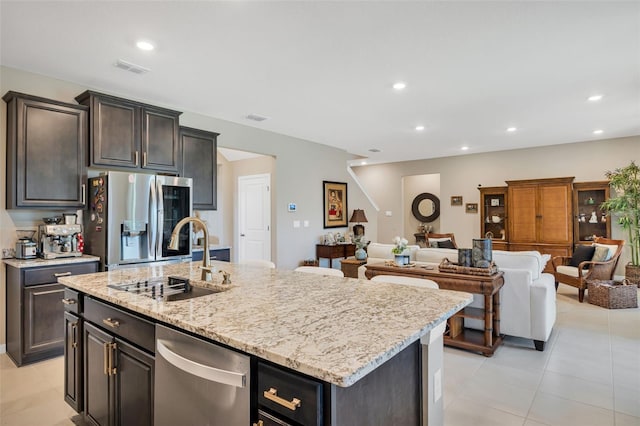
[556,265,580,277]
[593,243,617,261]
[366,243,419,261]
[592,246,610,262]
[428,237,452,248]
[569,245,595,267]
[437,240,456,249]
[415,247,458,264]
[492,250,547,281]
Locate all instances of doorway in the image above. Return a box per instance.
[237,173,271,262]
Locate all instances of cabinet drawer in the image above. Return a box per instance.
[62,288,81,314]
[258,362,322,426]
[24,262,98,286]
[84,297,154,353]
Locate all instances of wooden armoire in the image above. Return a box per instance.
[506,177,574,271]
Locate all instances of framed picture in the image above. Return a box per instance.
[451,196,463,206]
[490,198,500,207]
[323,181,348,228]
[466,203,478,214]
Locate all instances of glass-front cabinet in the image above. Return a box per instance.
[478,186,508,251]
[573,181,611,244]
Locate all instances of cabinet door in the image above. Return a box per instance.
[539,184,572,244]
[89,95,140,168]
[142,107,181,173]
[64,312,83,412]
[508,186,538,243]
[23,283,65,358]
[84,322,113,426]
[4,93,87,208]
[180,127,218,209]
[114,338,154,426]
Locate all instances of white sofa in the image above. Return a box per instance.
[356,243,421,279]
[361,246,556,351]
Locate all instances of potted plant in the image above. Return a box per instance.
[601,161,640,285]
[392,236,410,266]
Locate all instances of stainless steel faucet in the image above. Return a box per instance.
[168,217,214,281]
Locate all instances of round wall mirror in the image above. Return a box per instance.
[411,193,440,223]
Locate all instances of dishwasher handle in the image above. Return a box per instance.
[156,339,246,388]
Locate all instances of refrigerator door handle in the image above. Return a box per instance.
[149,178,157,257]
[156,179,164,257]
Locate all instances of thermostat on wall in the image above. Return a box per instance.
[288,203,297,212]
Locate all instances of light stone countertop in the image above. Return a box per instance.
[58,261,472,387]
[3,254,100,269]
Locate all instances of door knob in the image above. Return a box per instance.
[240,233,245,237]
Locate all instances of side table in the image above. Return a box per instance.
[340,258,367,278]
[316,244,356,267]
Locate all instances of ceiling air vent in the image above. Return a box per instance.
[114,59,150,75]
[246,114,268,122]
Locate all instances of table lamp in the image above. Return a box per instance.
[349,209,368,237]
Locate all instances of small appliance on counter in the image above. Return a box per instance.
[38,224,84,259]
[15,230,37,259]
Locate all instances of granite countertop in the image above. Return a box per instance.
[3,254,101,269]
[58,261,471,387]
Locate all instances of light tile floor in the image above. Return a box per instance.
[1,283,639,425]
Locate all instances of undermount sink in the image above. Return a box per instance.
[108,276,226,302]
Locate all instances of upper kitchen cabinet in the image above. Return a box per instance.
[75,91,182,173]
[3,91,88,209]
[180,126,219,210]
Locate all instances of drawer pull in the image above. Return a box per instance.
[253,421,264,426]
[103,342,109,375]
[54,272,73,277]
[264,387,301,411]
[61,298,77,305]
[102,318,120,328]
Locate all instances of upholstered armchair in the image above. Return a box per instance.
[552,237,625,303]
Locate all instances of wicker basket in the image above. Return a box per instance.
[438,258,499,276]
[587,279,638,309]
[625,263,640,287]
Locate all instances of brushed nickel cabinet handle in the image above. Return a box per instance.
[263,387,301,411]
[71,323,77,349]
[54,272,72,277]
[61,298,76,305]
[143,151,147,167]
[102,318,120,328]
[81,184,86,205]
[134,151,139,166]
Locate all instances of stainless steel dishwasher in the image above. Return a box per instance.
[154,324,251,426]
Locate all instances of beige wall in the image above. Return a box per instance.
[0,66,374,347]
[403,173,440,239]
[353,135,638,273]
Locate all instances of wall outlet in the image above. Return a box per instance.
[293,220,300,228]
[303,220,309,227]
[385,211,393,217]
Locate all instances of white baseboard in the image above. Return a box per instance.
[0,344,6,354]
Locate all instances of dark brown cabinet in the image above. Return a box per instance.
[82,298,154,426]
[3,91,88,209]
[5,261,98,366]
[76,91,182,173]
[64,311,82,412]
[573,181,611,244]
[180,126,219,210]
[478,186,509,251]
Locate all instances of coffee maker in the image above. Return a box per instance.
[38,224,83,259]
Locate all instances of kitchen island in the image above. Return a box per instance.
[59,261,472,425]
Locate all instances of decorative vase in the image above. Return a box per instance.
[355,248,367,260]
[458,248,472,267]
[472,238,492,268]
[394,253,410,266]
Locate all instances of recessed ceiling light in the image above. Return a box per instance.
[136,40,155,51]
[593,129,604,135]
[360,161,367,165]
[392,82,406,90]
[461,146,469,151]
[415,125,425,131]
[588,94,603,102]
[506,127,517,133]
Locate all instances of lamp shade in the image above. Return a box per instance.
[349,209,368,223]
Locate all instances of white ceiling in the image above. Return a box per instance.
[1,1,639,165]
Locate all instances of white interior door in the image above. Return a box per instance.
[237,174,271,262]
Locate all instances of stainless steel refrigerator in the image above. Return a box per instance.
[84,171,193,270]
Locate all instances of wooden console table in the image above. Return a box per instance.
[316,244,355,265]
[365,263,504,356]
[340,258,367,278]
